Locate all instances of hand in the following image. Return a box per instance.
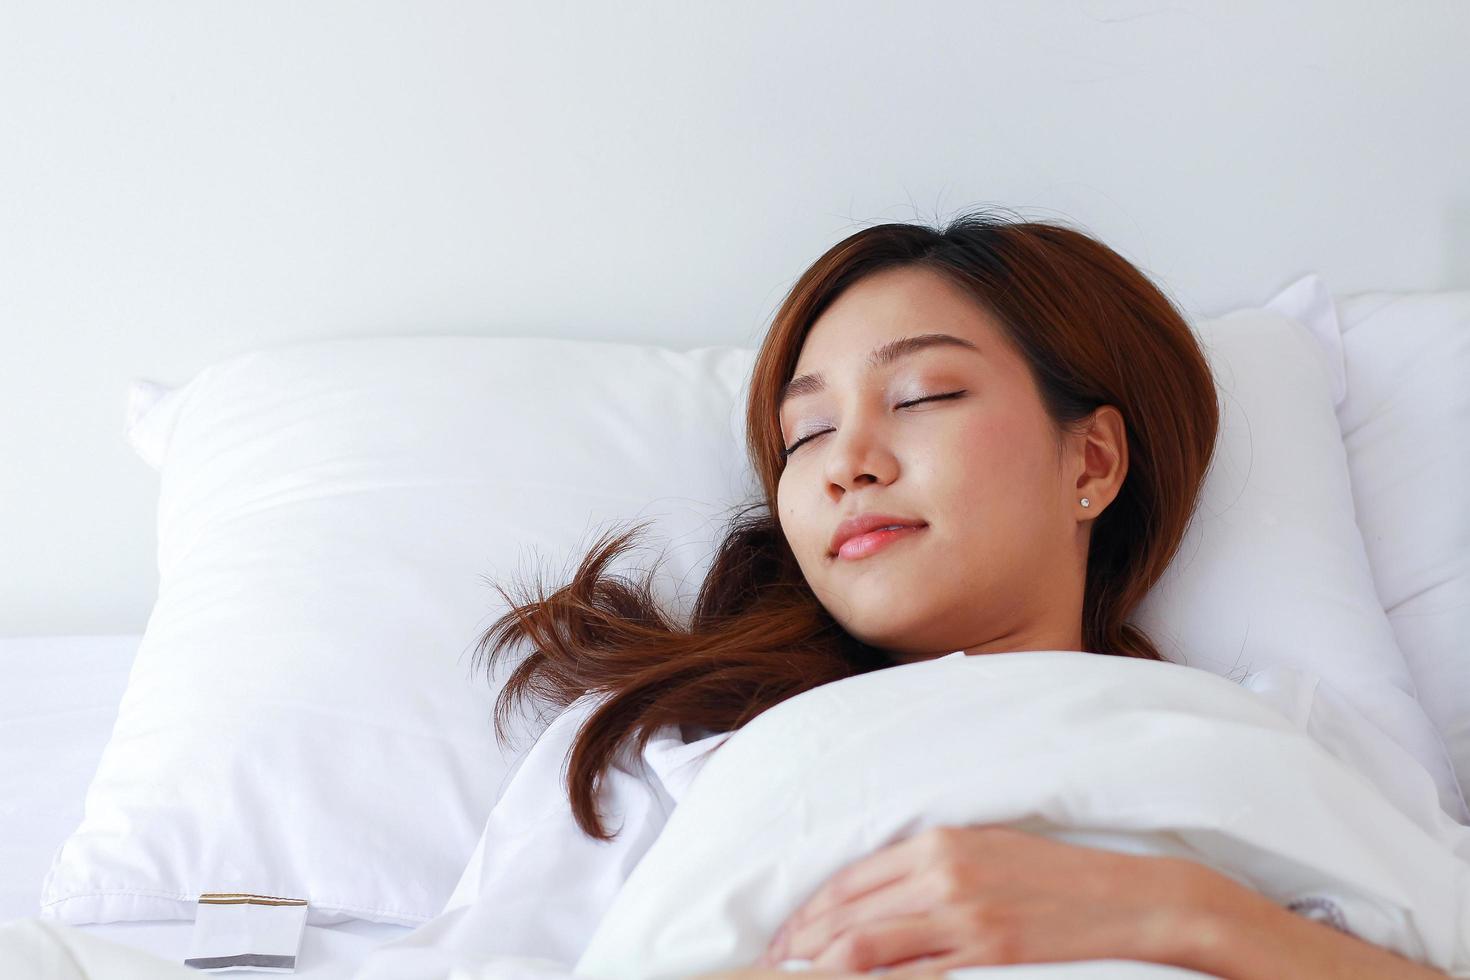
[691,971,865,979]
[755,824,1213,976]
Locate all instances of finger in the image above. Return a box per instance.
[807,911,954,974]
[879,952,969,980]
[778,862,948,962]
[789,830,937,927]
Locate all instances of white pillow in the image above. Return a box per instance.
[1130,304,1467,822]
[1263,272,1347,408]
[1331,289,1470,803]
[42,337,756,926]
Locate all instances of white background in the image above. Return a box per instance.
[3,0,1467,634]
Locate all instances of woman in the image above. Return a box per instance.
[471,209,1452,978]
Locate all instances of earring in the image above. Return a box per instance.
[1080,498,1091,508]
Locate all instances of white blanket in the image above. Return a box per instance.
[5,651,1469,979]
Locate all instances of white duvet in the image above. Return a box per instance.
[5,651,1469,979]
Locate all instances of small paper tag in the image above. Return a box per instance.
[184,892,309,973]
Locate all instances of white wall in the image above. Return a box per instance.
[3,0,1467,635]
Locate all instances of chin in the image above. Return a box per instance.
[845,617,917,651]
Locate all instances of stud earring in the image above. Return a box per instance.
[1080,498,1091,508]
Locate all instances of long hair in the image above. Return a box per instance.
[471,206,1221,841]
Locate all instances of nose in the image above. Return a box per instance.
[823,415,899,498]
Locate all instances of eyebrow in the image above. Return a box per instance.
[778,332,981,409]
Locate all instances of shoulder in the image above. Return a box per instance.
[640,724,731,805]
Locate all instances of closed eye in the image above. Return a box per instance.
[780,390,967,458]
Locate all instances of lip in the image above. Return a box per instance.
[834,524,927,561]
[829,513,928,559]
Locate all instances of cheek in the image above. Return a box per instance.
[958,410,1032,471]
[930,415,1037,517]
[775,488,805,549]
[931,415,1003,485]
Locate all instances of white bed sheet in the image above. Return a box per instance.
[0,633,414,977]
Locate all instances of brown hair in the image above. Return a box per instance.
[471,206,1220,841]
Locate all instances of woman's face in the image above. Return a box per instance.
[775,264,1126,663]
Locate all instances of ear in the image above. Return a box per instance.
[1073,405,1127,517]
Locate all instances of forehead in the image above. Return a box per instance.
[794,265,999,370]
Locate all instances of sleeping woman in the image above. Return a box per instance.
[454,208,1457,979]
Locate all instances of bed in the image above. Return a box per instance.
[2,275,1468,978]
[0,633,415,977]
